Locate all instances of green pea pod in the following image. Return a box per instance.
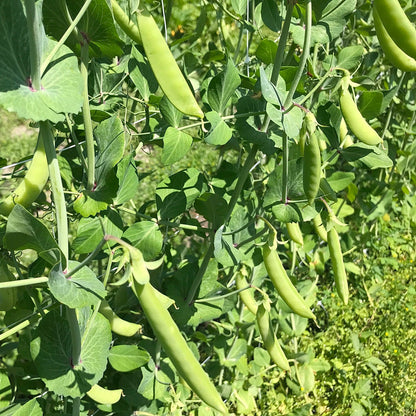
[373,7,416,72]
[303,114,321,205]
[312,213,327,242]
[235,271,258,315]
[99,300,141,337]
[256,303,290,371]
[0,131,48,216]
[286,222,304,246]
[339,80,382,146]
[136,9,204,119]
[262,244,315,320]
[0,258,17,311]
[111,0,142,45]
[327,227,349,305]
[132,281,228,414]
[373,0,416,60]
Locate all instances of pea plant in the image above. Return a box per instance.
[0,0,414,415]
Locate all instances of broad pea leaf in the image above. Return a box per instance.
[267,103,304,138]
[337,46,365,72]
[0,1,83,122]
[194,192,228,228]
[357,91,384,120]
[204,111,233,146]
[123,221,163,261]
[159,95,184,128]
[161,127,193,165]
[30,310,111,398]
[4,205,64,267]
[255,39,278,65]
[114,154,139,205]
[213,226,243,267]
[0,372,12,409]
[342,144,393,169]
[261,0,282,32]
[43,0,123,58]
[156,168,207,219]
[109,345,150,372]
[13,398,42,416]
[207,59,241,115]
[48,261,106,308]
[327,172,355,192]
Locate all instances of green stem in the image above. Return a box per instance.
[0,277,48,288]
[40,0,92,75]
[72,397,80,416]
[24,0,43,91]
[80,42,95,190]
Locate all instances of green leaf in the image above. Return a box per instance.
[43,0,124,58]
[30,310,111,398]
[223,339,247,368]
[48,261,106,308]
[357,91,384,120]
[108,345,150,372]
[272,203,301,223]
[207,59,241,115]
[231,0,247,15]
[194,192,228,228]
[114,154,139,205]
[297,364,315,392]
[327,172,355,192]
[267,103,304,138]
[13,398,42,416]
[260,67,285,106]
[4,205,63,267]
[204,111,233,146]
[161,127,193,165]
[337,46,365,71]
[159,95,184,128]
[129,46,158,102]
[73,191,110,217]
[255,39,278,65]
[0,372,12,408]
[342,144,393,169]
[123,221,163,261]
[213,226,242,267]
[261,0,282,32]
[156,168,207,220]
[0,1,83,122]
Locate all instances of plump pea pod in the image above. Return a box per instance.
[0,132,48,216]
[303,114,321,205]
[262,244,315,320]
[136,9,204,119]
[99,300,141,337]
[0,258,17,311]
[235,271,258,315]
[256,303,290,371]
[111,0,142,44]
[87,384,123,405]
[286,222,304,246]
[373,0,416,60]
[132,281,228,414]
[327,227,349,305]
[312,213,327,242]
[373,7,416,72]
[339,81,382,146]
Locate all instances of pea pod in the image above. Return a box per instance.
[87,384,123,405]
[0,131,48,216]
[373,7,416,72]
[136,8,204,119]
[132,281,228,414]
[373,0,416,60]
[99,300,141,337]
[256,302,290,371]
[302,113,321,205]
[339,80,382,146]
[286,222,303,246]
[235,270,258,315]
[312,213,327,242]
[111,0,142,45]
[262,243,315,320]
[327,227,349,305]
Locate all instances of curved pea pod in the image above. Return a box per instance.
[256,303,290,371]
[303,128,321,205]
[339,82,382,146]
[262,244,315,320]
[373,0,416,60]
[312,213,327,242]
[235,271,258,315]
[99,300,141,337]
[0,259,17,311]
[111,0,142,44]
[132,281,228,414]
[87,384,123,405]
[0,132,48,216]
[373,7,416,72]
[137,8,204,119]
[286,222,304,246]
[327,227,349,305]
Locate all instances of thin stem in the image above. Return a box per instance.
[24,0,43,90]
[41,0,92,75]
[72,398,80,416]
[80,42,95,190]
[0,277,48,288]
